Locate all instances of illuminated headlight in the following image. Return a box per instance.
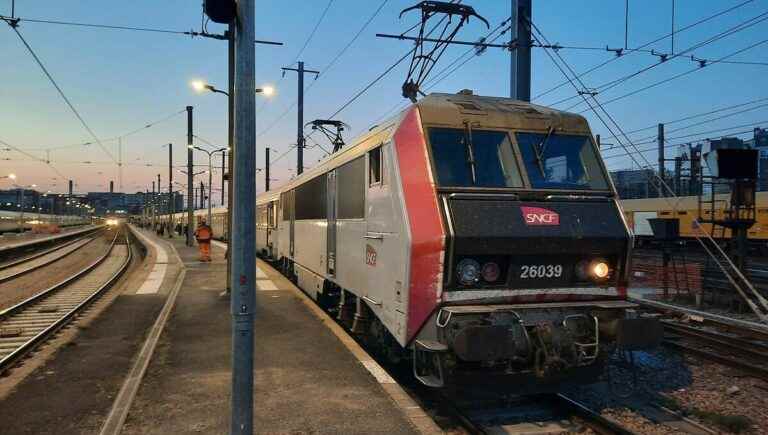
[577,259,611,282]
[457,259,481,285]
[591,261,610,279]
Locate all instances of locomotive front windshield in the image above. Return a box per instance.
[516,132,609,190]
[428,128,609,190]
[429,128,524,188]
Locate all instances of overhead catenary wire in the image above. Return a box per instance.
[256,0,389,137]
[530,19,768,321]
[533,0,756,102]
[2,21,116,163]
[600,96,768,141]
[256,0,336,115]
[571,37,768,113]
[552,11,768,110]
[602,106,768,150]
[603,129,766,165]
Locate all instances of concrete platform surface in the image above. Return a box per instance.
[0,224,97,250]
[120,231,421,434]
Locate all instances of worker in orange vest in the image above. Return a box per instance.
[194,218,213,262]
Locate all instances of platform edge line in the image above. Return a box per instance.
[268,260,444,435]
[98,230,186,435]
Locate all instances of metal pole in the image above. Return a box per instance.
[231,0,256,431]
[152,181,156,229]
[510,0,531,101]
[265,147,270,192]
[208,155,213,225]
[200,181,205,212]
[169,143,174,237]
[221,151,226,207]
[297,61,305,175]
[157,173,161,230]
[187,106,194,246]
[227,21,235,291]
[658,123,665,197]
[19,188,24,232]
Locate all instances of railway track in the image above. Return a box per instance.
[662,320,768,381]
[429,389,639,434]
[0,233,99,284]
[0,229,131,373]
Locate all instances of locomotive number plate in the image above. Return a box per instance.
[519,264,563,279]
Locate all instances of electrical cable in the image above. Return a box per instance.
[530,20,768,320]
[600,96,768,141]
[3,22,116,163]
[572,37,768,113]
[602,104,768,149]
[533,0,755,102]
[603,129,758,163]
[554,11,768,110]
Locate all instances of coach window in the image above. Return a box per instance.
[369,146,383,186]
[337,157,365,219]
[295,174,327,220]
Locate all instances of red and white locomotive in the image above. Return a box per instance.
[255,91,659,388]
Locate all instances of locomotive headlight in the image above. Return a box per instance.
[481,262,501,283]
[576,259,611,282]
[589,261,610,279]
[457,259,481,285]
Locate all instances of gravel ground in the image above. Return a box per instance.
[0,234,109,310]
[667,356,768,434]
[564,346,766,434]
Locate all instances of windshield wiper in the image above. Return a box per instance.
[462,121,477,184]
[533,126,554,176]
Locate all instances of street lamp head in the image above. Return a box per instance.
[191,80,207,93]
[187,144,194,150]
[8,173,16,180]
[257,85,275,97]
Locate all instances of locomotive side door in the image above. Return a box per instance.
[327,170,337,276]
[289,189,296,258]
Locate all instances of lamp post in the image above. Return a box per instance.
[12,180,36,233]
[191,80,274,295]
[192,146,229,225]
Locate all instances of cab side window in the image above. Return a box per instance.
[368,146,383,186]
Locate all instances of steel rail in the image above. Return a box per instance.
[555,394,639,435]
[0,231,102,284]
[0,229,131,373]
[663,321,768,359]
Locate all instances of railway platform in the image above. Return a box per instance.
[110,229,434,434]
[0,223,97,251]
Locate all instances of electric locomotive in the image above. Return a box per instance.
[254,91,660,389]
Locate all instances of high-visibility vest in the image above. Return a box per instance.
[195,225,212,241]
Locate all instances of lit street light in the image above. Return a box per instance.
[193,146,229,225]
[191,80,274,97]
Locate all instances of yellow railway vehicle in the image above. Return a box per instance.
[620,192,768,247]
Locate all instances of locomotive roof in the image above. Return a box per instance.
[416,92,591,134]
[256,92,594,204]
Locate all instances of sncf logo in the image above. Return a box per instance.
[521,206,560,226]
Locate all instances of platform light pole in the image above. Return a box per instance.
[167,143,174,237]
[230,0,257,432]
[193,146,228,225]
[186,106,194,246]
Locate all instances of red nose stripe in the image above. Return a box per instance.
[394,107,446,342]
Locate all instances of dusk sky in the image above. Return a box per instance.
[1,0,766,198]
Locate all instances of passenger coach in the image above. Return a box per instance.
[256,92,660,388]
